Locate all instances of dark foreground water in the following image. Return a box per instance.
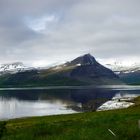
[0,86,140,120]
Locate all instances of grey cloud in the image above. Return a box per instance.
[0,0,140,65]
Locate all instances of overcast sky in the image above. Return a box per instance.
[0,0,140,66]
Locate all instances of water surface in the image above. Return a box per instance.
[0,86,140,120]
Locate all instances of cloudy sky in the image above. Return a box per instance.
[0,0,140,67]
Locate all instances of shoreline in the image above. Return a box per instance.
[0,96,139,122]
[0,96,139,139]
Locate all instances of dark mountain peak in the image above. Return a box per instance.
[82,53,96,61]
[67,53,97,66]
[83,53,93,57]
[64,53,120,81]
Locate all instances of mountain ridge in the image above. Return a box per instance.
[0,62,35,75]
[103,61,140,85]
[0,54,123,87]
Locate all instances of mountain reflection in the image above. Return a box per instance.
[0,88,139,119]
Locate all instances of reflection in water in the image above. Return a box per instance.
[0,98,77,119]
[0,89,139,120]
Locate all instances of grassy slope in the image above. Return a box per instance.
[0,68,121,87]
[0,65,122,87]
[0,97,140,140]
[0,69,88,87]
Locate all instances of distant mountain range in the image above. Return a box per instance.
[1,54,140,86]
[0,54,122,87]
[0,62,34,75]
[104,62,140,85]
[105,62,140,74]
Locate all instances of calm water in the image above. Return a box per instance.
[0,87,140,120]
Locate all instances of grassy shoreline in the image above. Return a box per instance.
[0,97,140,140]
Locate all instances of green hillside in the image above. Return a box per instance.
[0,70,87,87]
[0,54,123,87]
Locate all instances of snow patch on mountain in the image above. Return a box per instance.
[100,60,140,74]
[0,62,34,75]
